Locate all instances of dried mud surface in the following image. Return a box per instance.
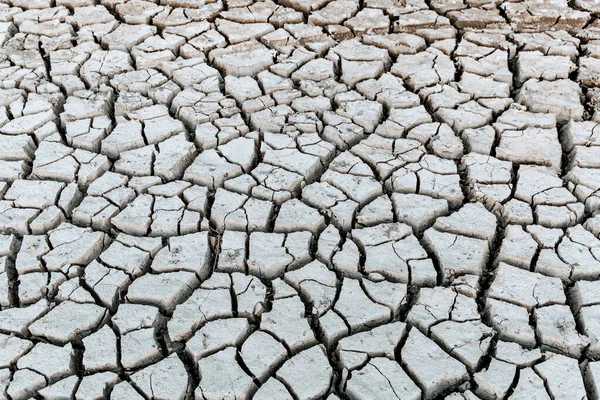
[2,0,600,399]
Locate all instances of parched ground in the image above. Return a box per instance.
[3,0,600,399]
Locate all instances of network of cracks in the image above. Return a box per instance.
[3,0,600,399]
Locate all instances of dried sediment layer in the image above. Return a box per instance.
[1,0,600,399]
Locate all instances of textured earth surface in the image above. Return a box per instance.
[3,0,600,399]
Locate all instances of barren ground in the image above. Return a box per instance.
[1,0,600,399]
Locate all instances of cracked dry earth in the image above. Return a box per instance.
[6,1,600,400]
